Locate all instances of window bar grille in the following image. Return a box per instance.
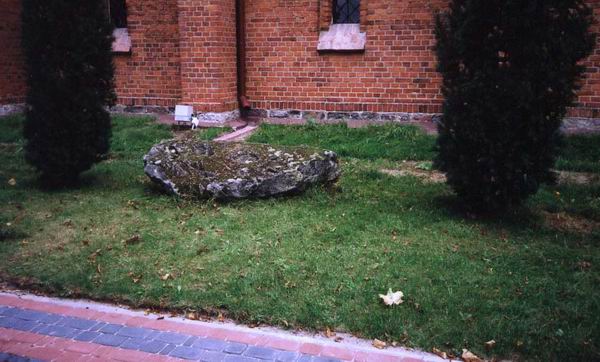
[332,0,360,24]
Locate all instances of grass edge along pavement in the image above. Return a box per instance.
[0,115,599,361]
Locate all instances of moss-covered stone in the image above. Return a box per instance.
[143,140,341,199]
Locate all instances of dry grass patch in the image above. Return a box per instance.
[542,210,600,234]
[379,161,447,184]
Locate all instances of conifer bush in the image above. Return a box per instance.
[22,0,116,186]
[435,0,594,211]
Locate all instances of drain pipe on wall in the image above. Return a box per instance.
[236,0,251,119]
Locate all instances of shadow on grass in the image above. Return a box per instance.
[433,193,600,246]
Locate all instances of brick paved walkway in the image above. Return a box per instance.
[0,292,448,362]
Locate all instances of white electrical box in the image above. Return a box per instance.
[174,105,194,122]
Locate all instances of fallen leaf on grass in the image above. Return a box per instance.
[123,234,142,245]
[88,249,102,262]
[577,261,592,271]
[325,327,335,338]
[432,348,448,359]
[160,273,172,281]
[127,272,142,284]
[379,288,404,306]
[372,339,387,349]
[186,312,199,320]
[484,339,496,349]
[461,349,483,362]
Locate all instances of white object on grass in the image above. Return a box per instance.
[379,288,404,306]
[191,116,200,130]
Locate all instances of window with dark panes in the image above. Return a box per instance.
[333,0,360,24]
[108,0,128,28]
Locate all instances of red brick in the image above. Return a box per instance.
[260,335,302,352]
[320,344,356,361]
[58,350,88,361]
[220,330,264,345]
[300,342,324,356]
[66,342,101,355]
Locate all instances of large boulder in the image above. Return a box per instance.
[143,139,341,200]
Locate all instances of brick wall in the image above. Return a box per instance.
[245,0,447,115]
[177,0,238,112]
[245,0,600,118]
[0,0,26,105]
[1,0,600,119]
[113,0,182,109]
[570,0,600,119]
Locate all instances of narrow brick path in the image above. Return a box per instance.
[0,292,448,362]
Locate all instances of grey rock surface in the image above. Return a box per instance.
[144,139,341,200]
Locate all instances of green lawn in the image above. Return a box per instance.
[1,115,599,361]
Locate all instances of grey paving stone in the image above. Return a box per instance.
[61,316,97,330]
[170,346,204,360]
[183,335,199,346]
[223,342,247,355]
[193,337,228,351]
[5,318,38,332]
[4,354,31,362]
[155,331,189,345]
[0,316,13,328]
[1,355,23,362]
[30,325,47,334]
[73,331,102,342]
[0,307,12,316]
[116,326,151,339]
[98,323,123,334]
[244,346,279,360]
[159,344,176,356]
[37,324,79,338]
[0,308,19,317]
[120,338,145,350]
[198,350,226,362]
[276,351,301,362]
[10,354,38,362]
[38,313,62,325]
[14,309,48,321]
[139,340,169,354]
[223,356,260,362]
[311,357,340,362]
[89,322,107,332]
[297,356,313,362]
[93,333,129,347]
[145,329,161,340]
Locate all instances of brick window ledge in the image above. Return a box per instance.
[112,28,131,54]
[317,24,366,53]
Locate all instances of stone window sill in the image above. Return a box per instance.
[317,24,366,53]
[112,28,131,54]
